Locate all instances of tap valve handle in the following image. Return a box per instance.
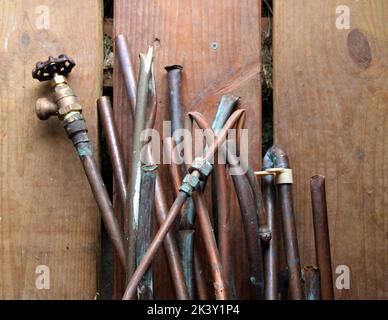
[32,54,76,81]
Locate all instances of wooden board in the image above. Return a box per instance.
[114,0,262,299]
[0,0,103,299]
[274,0,388,299]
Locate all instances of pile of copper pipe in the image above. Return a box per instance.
[108,40,336,300]
[122,109,245,300]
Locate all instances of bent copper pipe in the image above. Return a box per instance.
[188,111,265,299]
[262,159,279,300]
[210,96,239,299]
[116,35,137,115]
[136,165,157,300]
[303,266,321,300]
[310,175,334,300]
[97,97,127,211]
[264,145,304,300]
[122,110,245,300]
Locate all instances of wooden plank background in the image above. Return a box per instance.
[114,0,262,299]
[0,0,103,299]
[274,0,388,299]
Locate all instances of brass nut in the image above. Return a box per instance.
[51,75,67,87]
[58,103,83,118]
[179,173,200,195]
[188,157,213,180]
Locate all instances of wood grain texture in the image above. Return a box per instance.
[274,0,388,299]
[114,0,261,299]
[0,0,103,299]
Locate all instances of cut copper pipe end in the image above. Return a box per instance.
[310,175,334,300]
[303,266,322,300]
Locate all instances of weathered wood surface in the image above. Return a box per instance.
[274,0,388,299]
[114,0,262,299]
[0,0,103,299]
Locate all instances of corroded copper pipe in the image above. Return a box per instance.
[136,165,157,300]
[97,96,127,211]
[122,192,188,300]
[126,48,153,279]
[303,266,321,300]
[81,155,127,269]
[310,175,334,300]
[262,159,279,300]
[264,145,304,300]
[116,35,137,115]
[123,110,245,300]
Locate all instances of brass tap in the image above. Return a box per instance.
[32,55,81,121]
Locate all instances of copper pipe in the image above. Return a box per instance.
[264,145,304,300]
[194,248,209,300]
[136,165,157,300]
[97,96,127,211]
[177,230,195,298]
[81,155,127,269]
[145,68,158,130]
[150,144,190,300]
[310,175,334,300]
[213,161,236,298]
[165,65,184,136]
[229,167,264,299]
[262,160,279,300]
[116,35,137,115]
[303,266,321,300]
[125,48,153,278]
[191,192,228,299]
[123,110,245,300]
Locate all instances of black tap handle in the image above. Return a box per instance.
[32,54,76,81]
